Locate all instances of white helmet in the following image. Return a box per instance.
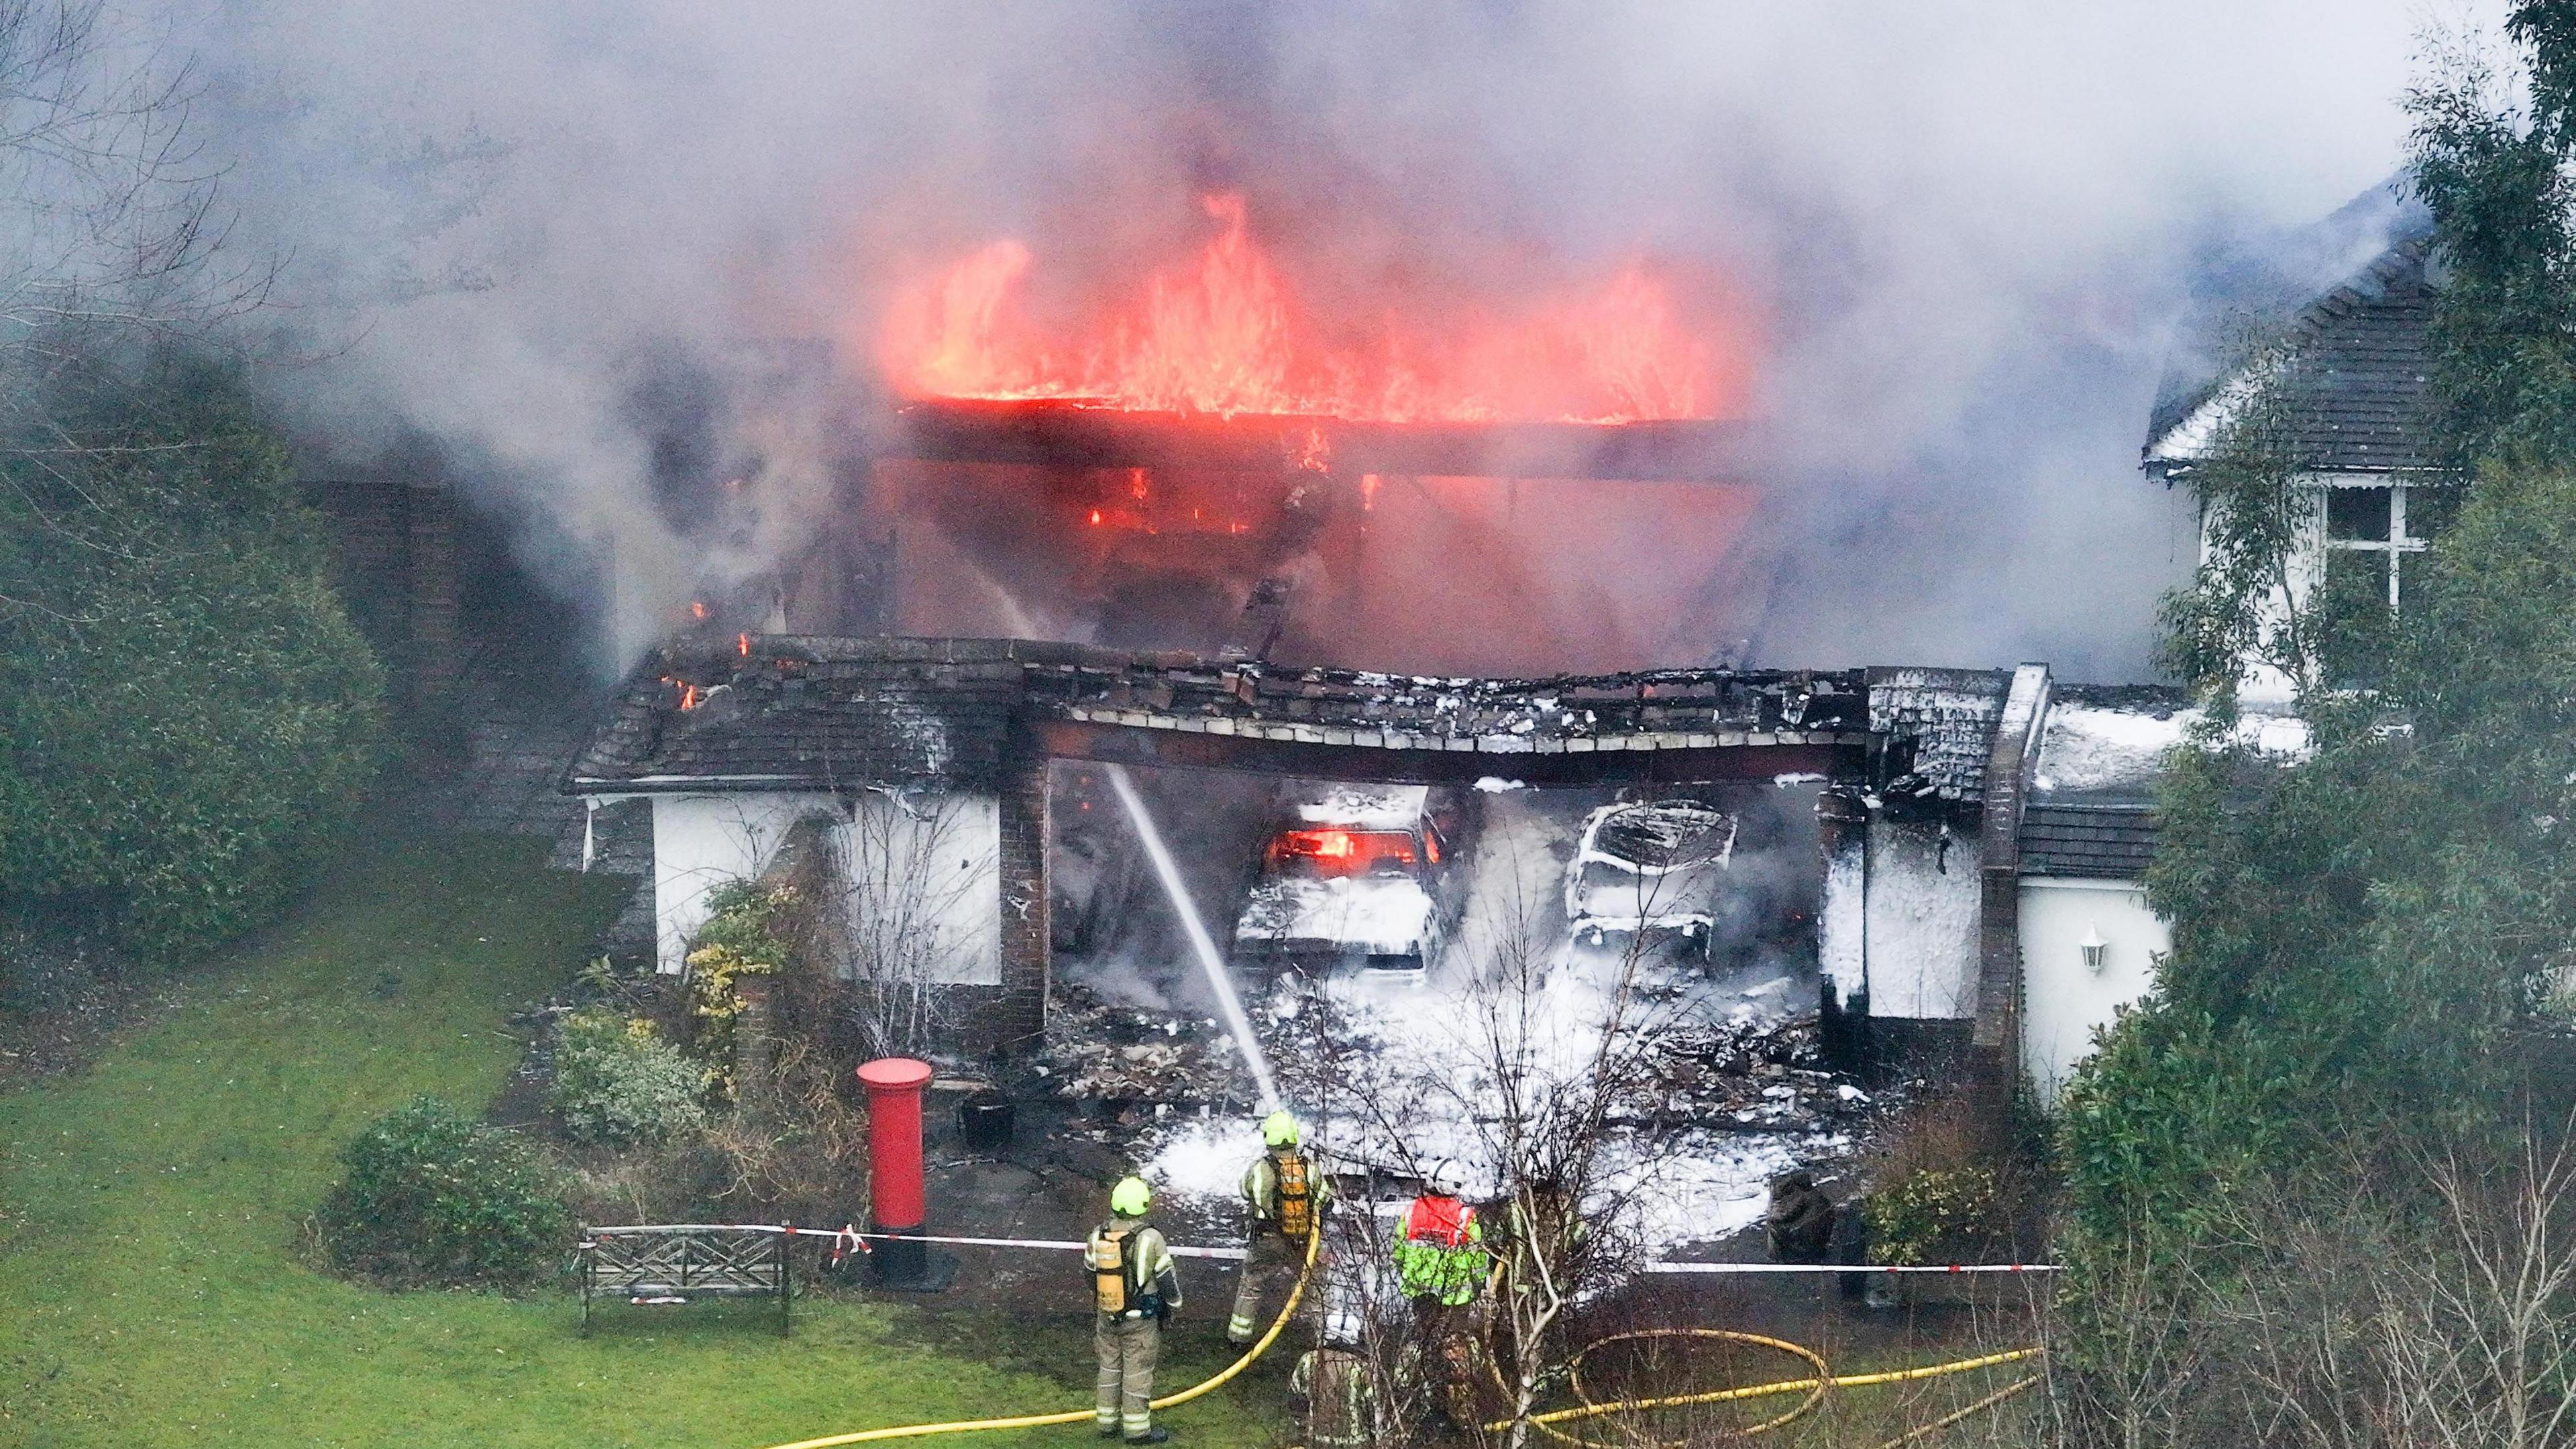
[1323,1310,1366,1350]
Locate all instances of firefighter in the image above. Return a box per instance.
[1764,1169,1836,1265]
[1288,1311,1376,1449]
[1228,1109,1325,1346]
[1392,1171,1487,1424]
[1088,1176,1184,1444]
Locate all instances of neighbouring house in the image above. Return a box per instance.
[2143,206,2457,702]
[2002,195,2460,1095]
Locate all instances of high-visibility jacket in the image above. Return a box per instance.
[1086,1218,1183,1318]
[1392,1195,1486,1306]
[1241,1149,1326,1239]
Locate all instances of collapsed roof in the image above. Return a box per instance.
[561,634,2015,802]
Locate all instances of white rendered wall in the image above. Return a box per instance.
[831,790,1002,986]
[1817,832,1868,1007]
[2019,877,2169,1098]
[1860,818,1980,1019]
[651,792,841,973]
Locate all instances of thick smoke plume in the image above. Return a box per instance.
[160,0,2486,678]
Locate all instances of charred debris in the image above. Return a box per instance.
[1022,980,1880,1147]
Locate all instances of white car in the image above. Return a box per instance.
[1566,800,1736,955]
[1232,786,1469,972]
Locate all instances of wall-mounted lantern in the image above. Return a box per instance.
[2079,924,2109,973]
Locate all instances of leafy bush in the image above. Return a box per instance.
[1864,1165,2001,1267]
[0,348,385,958]
[684,880,794,1097]
[549,1010,708,1146]
[316,1096,569,1288]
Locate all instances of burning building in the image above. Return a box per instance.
[734,192,1767,680]
[547,191,2206,1104]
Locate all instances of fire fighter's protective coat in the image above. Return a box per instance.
[1289,1346,1377,1449]
[1392,1195,1487,1307]
[1229,1148,1326,1342]
[1087,1216,1183,1441]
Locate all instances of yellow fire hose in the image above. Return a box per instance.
[757,1228,1324,1449]
[1489,1338,2047,1447]
[754,1224,2041,1449]
[1876,1372,2045,1449]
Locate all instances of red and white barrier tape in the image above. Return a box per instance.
[581,1224,1249,1260]
[1639,1261,2063,1275]
[579,1223,2054,1273]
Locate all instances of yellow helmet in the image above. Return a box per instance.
[1262,1110,1301,1148]
[1111,1175,1152,1216]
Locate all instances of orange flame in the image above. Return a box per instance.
[689,600,709,620]
[879,193,1725,424]
[737,632,751,657]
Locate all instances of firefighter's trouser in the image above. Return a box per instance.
[1409,1298,1480,1424]
[1095,1311,1161,1440]
[1227,1230,1303,1343]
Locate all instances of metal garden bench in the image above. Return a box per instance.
[577,1224,796,1336]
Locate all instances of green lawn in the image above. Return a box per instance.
[0,835,1276,1449]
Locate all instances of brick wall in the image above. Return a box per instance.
[299,478,464,731]
[990,741,1051,1053]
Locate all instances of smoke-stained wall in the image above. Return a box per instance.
[1814,804,1985,1026]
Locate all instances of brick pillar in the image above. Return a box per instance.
[991,745,1051,1054]
[1970,664,2050,1122]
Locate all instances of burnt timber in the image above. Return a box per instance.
[883,398,1751,484]
[560,635,1986,794]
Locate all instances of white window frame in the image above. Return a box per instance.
[2320,477,2429,610]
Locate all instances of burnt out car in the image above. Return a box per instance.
[1232,786,1476,973]
[1565,800,1736,957]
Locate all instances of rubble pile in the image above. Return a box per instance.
[1030,981,1260,1112]
[1631,1017,1880,1132]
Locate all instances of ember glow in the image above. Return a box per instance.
[879,193,1731,424]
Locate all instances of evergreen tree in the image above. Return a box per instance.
[0,345,386,957]
[2064,0,2576,1336]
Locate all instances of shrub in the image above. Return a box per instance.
[684,880,794,1097]
[0,349,385,959]
[316,1096,569,1287]
[1864,1165,2001,1267]
[549,1010,708,1147]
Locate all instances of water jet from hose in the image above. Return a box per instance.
[1104,763,1280,1111]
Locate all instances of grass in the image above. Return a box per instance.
[0,834,1278,1449]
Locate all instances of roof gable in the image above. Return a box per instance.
[2147,237,2445,475]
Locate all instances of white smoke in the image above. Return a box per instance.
[159,0,2501,678]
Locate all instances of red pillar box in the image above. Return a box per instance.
[857,1057,953,1291]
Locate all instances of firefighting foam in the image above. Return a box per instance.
[877,193,1727,425]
